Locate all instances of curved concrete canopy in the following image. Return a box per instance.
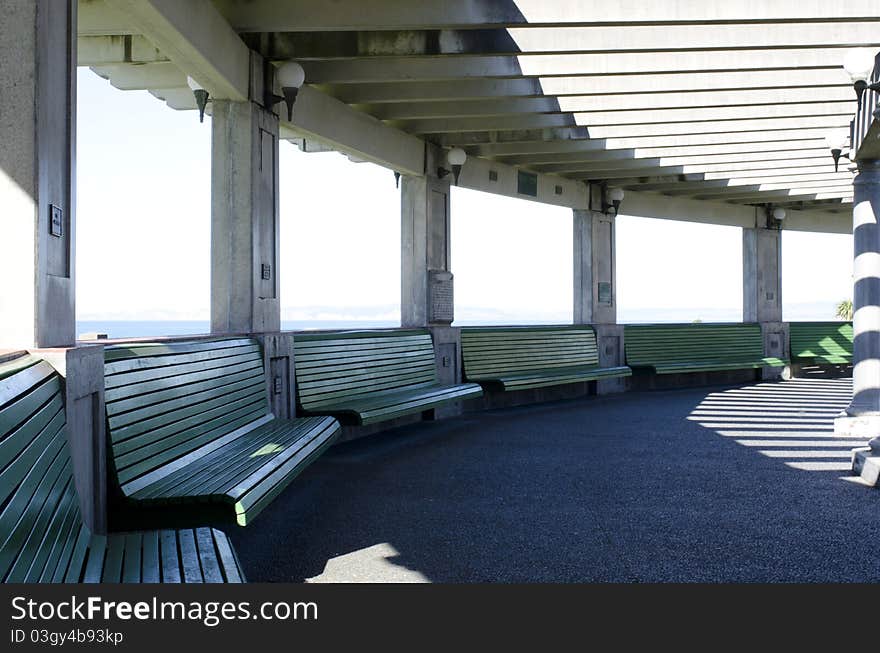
[77,0,877,228]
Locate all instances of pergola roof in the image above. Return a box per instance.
[77,0,878,231]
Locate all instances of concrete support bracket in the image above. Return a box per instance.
[40,345,107,534]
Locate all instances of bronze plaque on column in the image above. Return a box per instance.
[429,270,454,324]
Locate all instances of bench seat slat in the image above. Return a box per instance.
[299,380,482,426]
[127,415,340,526]
[470,365,633,390]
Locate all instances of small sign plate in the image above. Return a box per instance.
[598,281,613,305]
[50,205,63,237]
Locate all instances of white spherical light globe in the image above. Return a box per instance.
[608,188,625,202]
[824,129,849,151]
[772,207,786,221]
[844,48,876,83]
[186,76,205,91]
[447,148,467,166]
[277,62,306,89]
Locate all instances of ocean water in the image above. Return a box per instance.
[75,320,400,339]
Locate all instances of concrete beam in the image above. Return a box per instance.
[210,0,880,31]
[555,87,854,113]
[541,69,850,96]
[320,79,544,104]
[248,22,880,57]
[397,114,577,134]
[105,0,249,100]
[366,96,854,123]
[322,70,849,105]
[282,85,425,176]
[90,61,186,90]
[77,35,167,65]
[300,50,847,84]
[585,116,851,140]
[693,187,853,202]
[443,130,833,151]
[455,155,588,210]
[617,189,849,234]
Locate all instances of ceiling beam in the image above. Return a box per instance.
[320,70,849,104]
[209,0,880,31]
[246,23,880,58]
[77,35,167,65]
[105,0,249,100]
[321,79,544,103]
[300,50,849,84]
[438,129,837,149]
[361,91,854,120]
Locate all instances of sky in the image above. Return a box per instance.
[76,68,853,328]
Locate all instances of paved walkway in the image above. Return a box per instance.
[230,378,880,582]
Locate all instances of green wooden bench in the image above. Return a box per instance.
[790,321,853,364]
[104,338,340,527]
[0,355,244,583]
[294,329,483,425]
[624,323,787,374]
[460,326,631,390]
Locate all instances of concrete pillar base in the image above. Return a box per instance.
[430,326,463,418]
[852,441,880,486]
[594,324,625,395]
[834,413,880,438]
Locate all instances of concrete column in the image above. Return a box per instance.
[573,209,616,326]
[743,225,783,324]
[0,0,76,348]
[836,159,880,484]
[211,100,281,334]
[573,203,623,393]
[401,149,453,328]
[743,222,785,380]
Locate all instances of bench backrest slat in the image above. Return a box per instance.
[294,330,437,409]
[461,326,600,377]
[624,323,765,366]
[790,322,853,360]
[104,338,268,486]
[0,357,86,583]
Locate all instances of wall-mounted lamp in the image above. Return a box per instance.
[766,205,786,230]
[844,48,880,103]
[824,129,851,172]
[603,187,625,216]
[188,76,210,123]
[266,62,306,121]
[437,147,467,185]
